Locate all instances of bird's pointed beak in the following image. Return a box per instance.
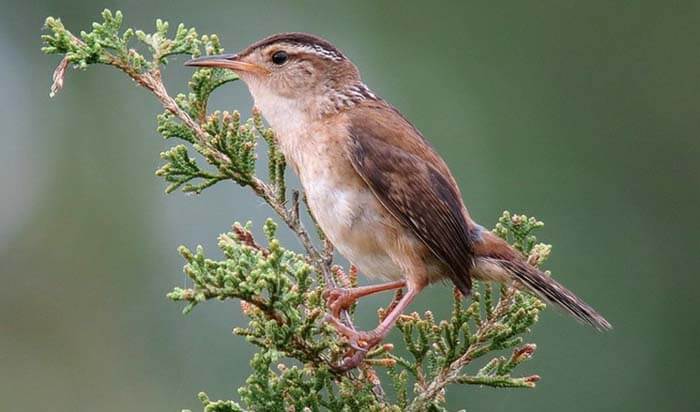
[184,53,269,75]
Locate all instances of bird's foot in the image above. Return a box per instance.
[324,314,384,371]
[322,287,357,318]
[333,349,367,372]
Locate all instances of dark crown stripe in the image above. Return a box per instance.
[242,32,345,61]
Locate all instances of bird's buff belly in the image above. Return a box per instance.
[304,181,406,281]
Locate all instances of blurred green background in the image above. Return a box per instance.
[2,1,698,411]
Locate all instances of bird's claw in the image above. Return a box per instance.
[332,349,367,372]
[322,287,356,318]
[323,314,383,370]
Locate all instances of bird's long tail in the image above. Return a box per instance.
[472,232,612,331]
[496,258,611,330]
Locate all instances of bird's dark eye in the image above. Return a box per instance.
[271,51,288,65]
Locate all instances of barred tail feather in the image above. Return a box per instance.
[478,257,612,331]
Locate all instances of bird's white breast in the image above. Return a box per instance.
[249,84,407,281]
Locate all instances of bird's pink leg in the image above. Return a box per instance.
[323,280,406,318]
[325,281,424,371]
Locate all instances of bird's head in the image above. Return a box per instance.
[185,33,364,120]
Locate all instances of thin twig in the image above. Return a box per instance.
[49,56,69,97]
[232,223,269,256]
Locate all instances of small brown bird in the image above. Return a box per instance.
[186,33,611,369]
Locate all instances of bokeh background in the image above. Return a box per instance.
[2,1,699,411]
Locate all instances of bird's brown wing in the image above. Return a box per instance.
[346,104,475,295]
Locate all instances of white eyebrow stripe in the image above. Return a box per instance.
[292,43,344,61]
